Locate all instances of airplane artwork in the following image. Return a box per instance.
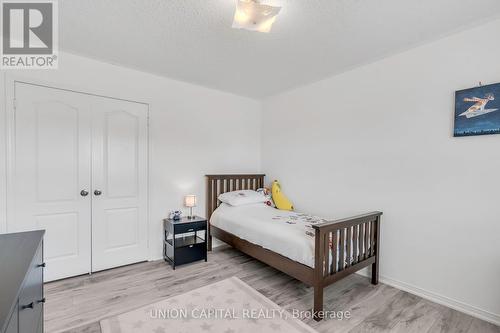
[454,83,500,137]
[459,93,498,119]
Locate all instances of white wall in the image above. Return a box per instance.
[0,51,262,260]
[262,19,500,324]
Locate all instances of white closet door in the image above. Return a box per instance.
[11,83,92,281]
[90,97,148,272]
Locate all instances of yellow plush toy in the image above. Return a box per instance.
[271,180,294,211]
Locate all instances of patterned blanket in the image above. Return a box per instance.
[271,212,333,245]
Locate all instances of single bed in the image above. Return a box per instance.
[206,174,382,321]
[211,202,358,268]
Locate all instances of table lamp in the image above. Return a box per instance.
[184,195,197,219]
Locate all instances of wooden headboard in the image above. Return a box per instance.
[205,174,265,221]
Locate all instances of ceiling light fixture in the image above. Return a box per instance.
[232,0,281,33]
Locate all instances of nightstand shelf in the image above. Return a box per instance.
[165,235,205,248]
[163,216,207,269]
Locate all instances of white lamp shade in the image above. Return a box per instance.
[232,0,281,33]
[184,195,197,208]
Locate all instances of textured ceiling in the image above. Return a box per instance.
[59,0,500,99]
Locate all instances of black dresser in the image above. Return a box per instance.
[0,231,45,333]
[163,216,207,269]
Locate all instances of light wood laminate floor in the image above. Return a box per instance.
[45,246,499,333]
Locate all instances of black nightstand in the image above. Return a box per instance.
[163,216,207,269]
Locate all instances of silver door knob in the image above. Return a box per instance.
[94,190,102,196]
[80,190,89,197]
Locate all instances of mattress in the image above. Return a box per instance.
[210,203,352,268]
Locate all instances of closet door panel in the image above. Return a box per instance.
[11,83,92,281]
[91,98,148,272]
[106,111,139,198]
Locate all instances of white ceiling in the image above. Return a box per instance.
[60,0,500,99]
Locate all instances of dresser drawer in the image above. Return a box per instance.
[18,243,44,333]
[174,221,206,234]
[175,243,206,265]
[36,311,43,333]
[18,305,42,333]
[4,303,18,333]
[0,231,44,333]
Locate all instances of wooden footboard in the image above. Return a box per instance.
[312,211,382,319]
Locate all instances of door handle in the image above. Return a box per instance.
[80,190,89,197]
[21,302,34,310]
[94,190,102,196]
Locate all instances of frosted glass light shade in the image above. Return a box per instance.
[184,195,197,208]
[232,0,281,33]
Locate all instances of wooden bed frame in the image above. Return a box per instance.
[206,174,382,320]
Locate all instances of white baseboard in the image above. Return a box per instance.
[356,271,500,326]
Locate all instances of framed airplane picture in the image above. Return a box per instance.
[454,82,500,137]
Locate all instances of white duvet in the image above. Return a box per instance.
[210,203,335,268]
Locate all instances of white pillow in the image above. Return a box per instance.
[218,190,266,206]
